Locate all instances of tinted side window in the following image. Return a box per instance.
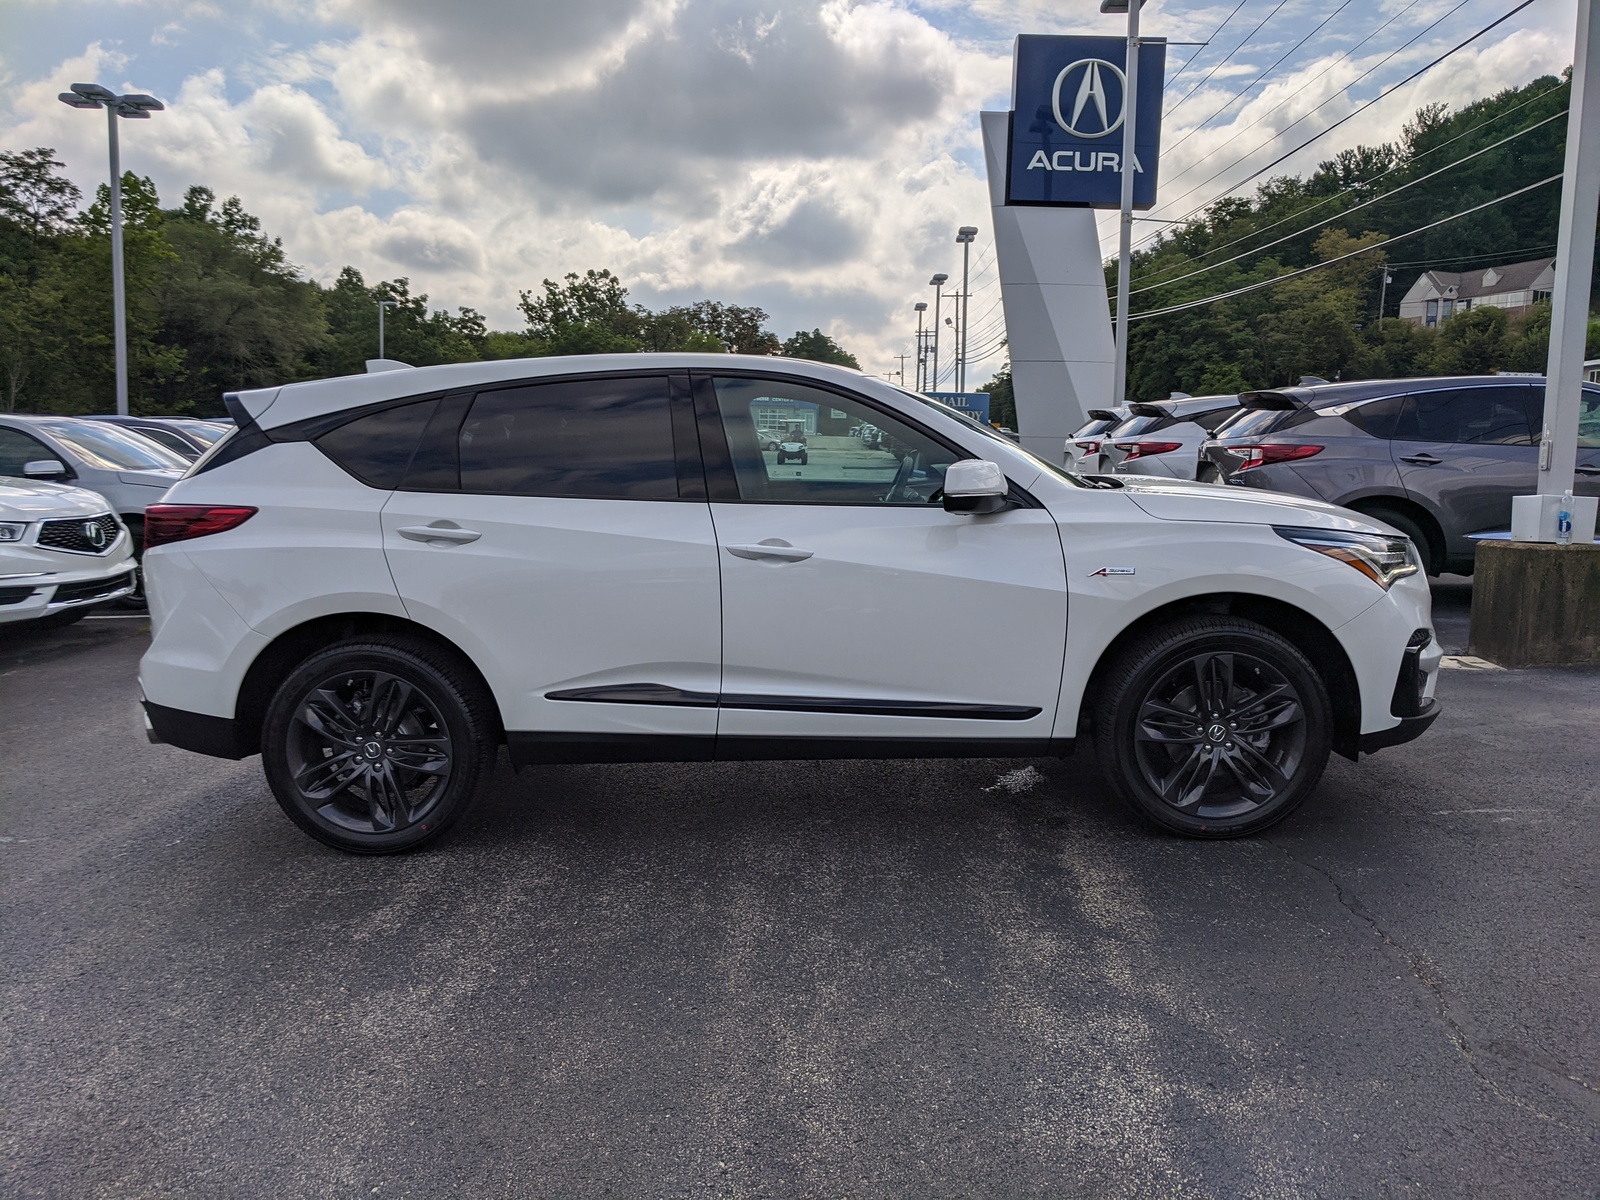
[1340,394,1407,439]
[458,376,676,499]
[316,398,439,489]
[1395,387,1534,445]
[0,427,57,475]
[1524,385,1600,448]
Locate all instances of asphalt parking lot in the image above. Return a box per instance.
[1,588,1596,1199]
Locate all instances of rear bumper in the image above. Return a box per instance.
[143,701,251,759]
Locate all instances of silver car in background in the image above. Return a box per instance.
[1106,394,1243,480]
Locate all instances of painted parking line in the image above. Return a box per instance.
[1438,655,1504,671]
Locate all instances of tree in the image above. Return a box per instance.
[977,366,1015,428]
[779,328,859,368]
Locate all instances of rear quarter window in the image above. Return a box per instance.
[315,398,439,489]
[1339,394,1407,439]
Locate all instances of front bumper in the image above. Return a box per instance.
[0,565,138,625]
[1358,700,1441,753]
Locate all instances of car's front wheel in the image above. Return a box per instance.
[1093,618,1332,838]
[261,637,496,853]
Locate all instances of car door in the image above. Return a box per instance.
[695,373,1068,752]
[1392,384,1537,560]
[380,371,722,759]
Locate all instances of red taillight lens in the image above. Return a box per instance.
[1118,441,1184,461]
[143,504,258,548]
[1233,444,1324,471]
[1075,440,1101,454]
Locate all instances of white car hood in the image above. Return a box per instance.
[0,477,113,521]
[117,469,185,488]
[1119,476,1391,535]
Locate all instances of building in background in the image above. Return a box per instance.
[1398,257,1556,327]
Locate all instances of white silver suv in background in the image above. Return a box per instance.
[140,354,1441,853]
[1107,394,1243,481]
[0,478,136,628]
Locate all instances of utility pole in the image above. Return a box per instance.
[1103,0,1142,407]
[914,302,928,390]
[1378,266,1393,330]
[895,353,910,385]
[956,226,978,392]
[378,300,398,360]
[929,274,948,390]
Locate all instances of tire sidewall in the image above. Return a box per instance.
[1101,623,1333,838]
[261,641,488,854]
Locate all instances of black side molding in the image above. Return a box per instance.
[546,682,1040,721]
[143,702,252,760]
[1357,701,1440,755]
[506,731,1071,768]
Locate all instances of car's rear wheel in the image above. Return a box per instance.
[1093,618,1332,838]
[261,638,495,854]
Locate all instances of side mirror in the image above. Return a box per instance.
[943,459,1011,514]
[23,459,69,480]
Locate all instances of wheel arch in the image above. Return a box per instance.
[1343,494,1446,572]
[1078,592,1364,761]
[232,612,504,757]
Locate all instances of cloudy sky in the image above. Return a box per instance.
[1,0,1580,386]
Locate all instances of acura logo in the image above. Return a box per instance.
[82,521,107,549]
[1052,58,1127,139]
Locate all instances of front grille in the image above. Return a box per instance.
[37,513,121,555]
[50,570,135,606]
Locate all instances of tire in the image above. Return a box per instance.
[1365,507,1436,577]
[798,452,808,465]
[1092,617,1333,838]
[261,637,496,854]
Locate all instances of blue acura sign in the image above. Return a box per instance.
[1006,34,1165,209]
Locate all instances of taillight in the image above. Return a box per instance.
[1075,440,1101,454]
[1233,444,1323,471]
[143,504,258,548]
[1117,441,1184,460]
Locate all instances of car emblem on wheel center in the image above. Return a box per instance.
[83,521,107,548]
[363,740,383,759]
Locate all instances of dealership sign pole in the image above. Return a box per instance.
[1108,0,1141,409]
[1514,0,1600,543]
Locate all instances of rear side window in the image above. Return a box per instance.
[1340,394,1407,439]
[316,398,439,488]
[458,375,677,499]
[1395,386,1534,445]
[1525,385,1600,448]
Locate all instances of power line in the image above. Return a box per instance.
[1128,172,1560,322]
[1131,77,1569,285]
[1385,243,1556,267]
[1163,0,1359,157]
[1164,0,1251,91]
[1165,0,1292,120]
[1123,109,1563,298]
[1142,0,1536,240]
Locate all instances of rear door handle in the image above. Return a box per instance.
[1576,465,1600,476]
[725,541,814,562]
[398,523,481,545]
[1399,453,1442,466]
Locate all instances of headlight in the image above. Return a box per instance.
[1275,526,1419,589]
[0,522,26,543]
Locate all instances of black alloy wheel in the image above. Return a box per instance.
[262,638,495,853]
[1094,618,1332,838]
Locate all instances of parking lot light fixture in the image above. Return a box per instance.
[914,301,929,390]
[930,274,949,391]
[378,300,399,360]
[57,83,165,417]
[956,227,979,392]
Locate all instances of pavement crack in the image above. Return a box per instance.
[1266,839,1589,1130]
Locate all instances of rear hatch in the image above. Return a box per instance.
[1200,389,1316,479]
[1103,406,1178,468]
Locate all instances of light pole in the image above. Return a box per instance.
[1101,0,1143,407]
[914,302,928,390]
[929,273,948,390]
[956,227,978,392]
[58,83,164,417]
[377,300,398,360]
[1378,267,1393,330]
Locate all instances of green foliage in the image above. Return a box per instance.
[779,328,860,368]
[1122,73,1584,398]
[977,366,1015,428]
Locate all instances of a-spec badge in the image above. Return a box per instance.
[1087,566,1135,577]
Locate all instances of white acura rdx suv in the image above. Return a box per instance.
[140,355,1441,853]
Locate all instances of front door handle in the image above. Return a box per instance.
[398,523,481,545]
[726,541,814,562]
[1399,453,1442,466]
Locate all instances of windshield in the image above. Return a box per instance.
[32,418,189,470]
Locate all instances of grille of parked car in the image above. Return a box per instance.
[36,513,120,555]
[50,569,135,605]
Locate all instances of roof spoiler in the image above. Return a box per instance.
[1237,390,1305,411]
[1086,408,1121,421]
[1128,402,1169,418]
